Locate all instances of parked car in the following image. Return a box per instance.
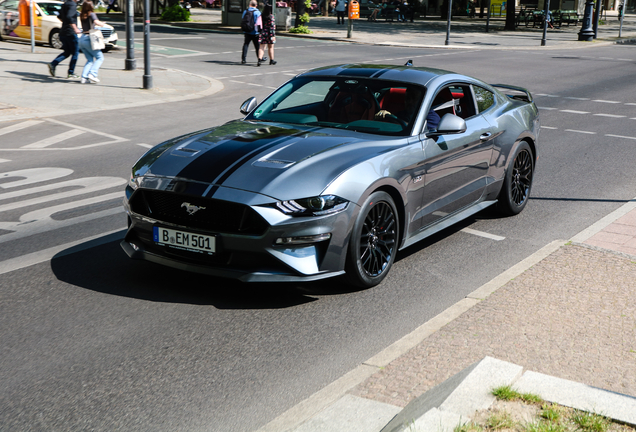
[121,63,540,288]
[0,0,117,50]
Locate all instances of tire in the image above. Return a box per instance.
[49,29,62,49]
[497,141,534,216]
[345,191,399,288]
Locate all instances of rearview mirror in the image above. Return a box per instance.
[240,97,258,115]
[427,113,467,136]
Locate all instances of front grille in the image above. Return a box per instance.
[130,190,269,236]
[99,28,113,38]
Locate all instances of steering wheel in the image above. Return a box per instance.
[383,113,408,129]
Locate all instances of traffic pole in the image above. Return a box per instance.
[143,0,152,89]
[125,0,136,70]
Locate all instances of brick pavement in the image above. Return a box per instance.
[350,236,636,408]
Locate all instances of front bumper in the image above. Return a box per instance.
[121,185,357,282]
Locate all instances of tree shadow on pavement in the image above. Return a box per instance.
[50,233,363,309]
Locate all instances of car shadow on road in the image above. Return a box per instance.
[50,233,363,309]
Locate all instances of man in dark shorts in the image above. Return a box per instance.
[48,0,81,79]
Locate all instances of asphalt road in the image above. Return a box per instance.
[1,28,636,431]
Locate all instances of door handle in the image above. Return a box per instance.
[480,132,492,141]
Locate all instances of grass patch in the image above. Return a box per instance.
[454,421,484,432]
[492,385,543,404]
[456,393,634,432]
[525,421,569,432]
[571,410,610,432]
[486,411,516,430]
[541,403,563,423]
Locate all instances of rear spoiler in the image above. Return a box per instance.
[490,84,533,103]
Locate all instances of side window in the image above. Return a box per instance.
[3,0,19,10]
[474,86,495,113]
[432,84,477,122]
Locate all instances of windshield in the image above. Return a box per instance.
[38,2,62,15]
[246,76,427,136]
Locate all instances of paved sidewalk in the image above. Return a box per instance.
[0,43,222,121]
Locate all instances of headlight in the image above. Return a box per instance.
[128,174,141,190]
[274,195,348,217]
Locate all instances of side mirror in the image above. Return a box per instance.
[240,97,258,115]
[427,113,467,136]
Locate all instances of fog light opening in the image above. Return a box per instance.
[275,233,331,245]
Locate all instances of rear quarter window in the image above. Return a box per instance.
[474,86,495,113]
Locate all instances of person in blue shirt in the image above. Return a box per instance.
[241,0,262,64]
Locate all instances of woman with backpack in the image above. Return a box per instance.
[258,4,277,66]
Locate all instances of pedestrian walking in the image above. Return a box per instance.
[258,4,277,66]
[106,0,117,13]
[335,0,346,24]
[78,0,105,84]
[48,0,81,79]
[240,0,262,64]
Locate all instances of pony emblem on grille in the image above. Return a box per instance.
[181,202,205,215]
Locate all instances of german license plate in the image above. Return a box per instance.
[153,226,215,254]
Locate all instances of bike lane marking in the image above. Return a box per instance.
[21,129,86,149]
[0,120,44,136]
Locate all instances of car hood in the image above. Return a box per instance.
[134,120,402,201]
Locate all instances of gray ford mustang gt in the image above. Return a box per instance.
[122,63,539,287]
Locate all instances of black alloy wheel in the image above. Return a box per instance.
[498,141,534,216]
[346,191,398,288]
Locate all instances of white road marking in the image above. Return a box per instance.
[21,129,85,149]
[605,134,636,140]
[461,228,506,241]
[137,143,153,148]
[564,97,589,100]
[592,99,621,104]
[0,167,73,189]
[539,107,558,110]
[0,192,124,245]
[0,228,125,276]
[540,126,558,129]
[0,159,10,163]
[0,120,44,137]
[593,113,626,118]
[625,103,636,106]
[560,110,589,114]
[565,129,596,134]
[45,118,127,140]
[0,119,129,151]
[0,177,126,212]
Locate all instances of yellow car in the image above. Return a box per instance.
[0,0,117,50]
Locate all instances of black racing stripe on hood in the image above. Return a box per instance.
[175,137,283,187]
[174,127,316,195]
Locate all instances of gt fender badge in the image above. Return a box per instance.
[181,202,205,215]
[413,175,423,183]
